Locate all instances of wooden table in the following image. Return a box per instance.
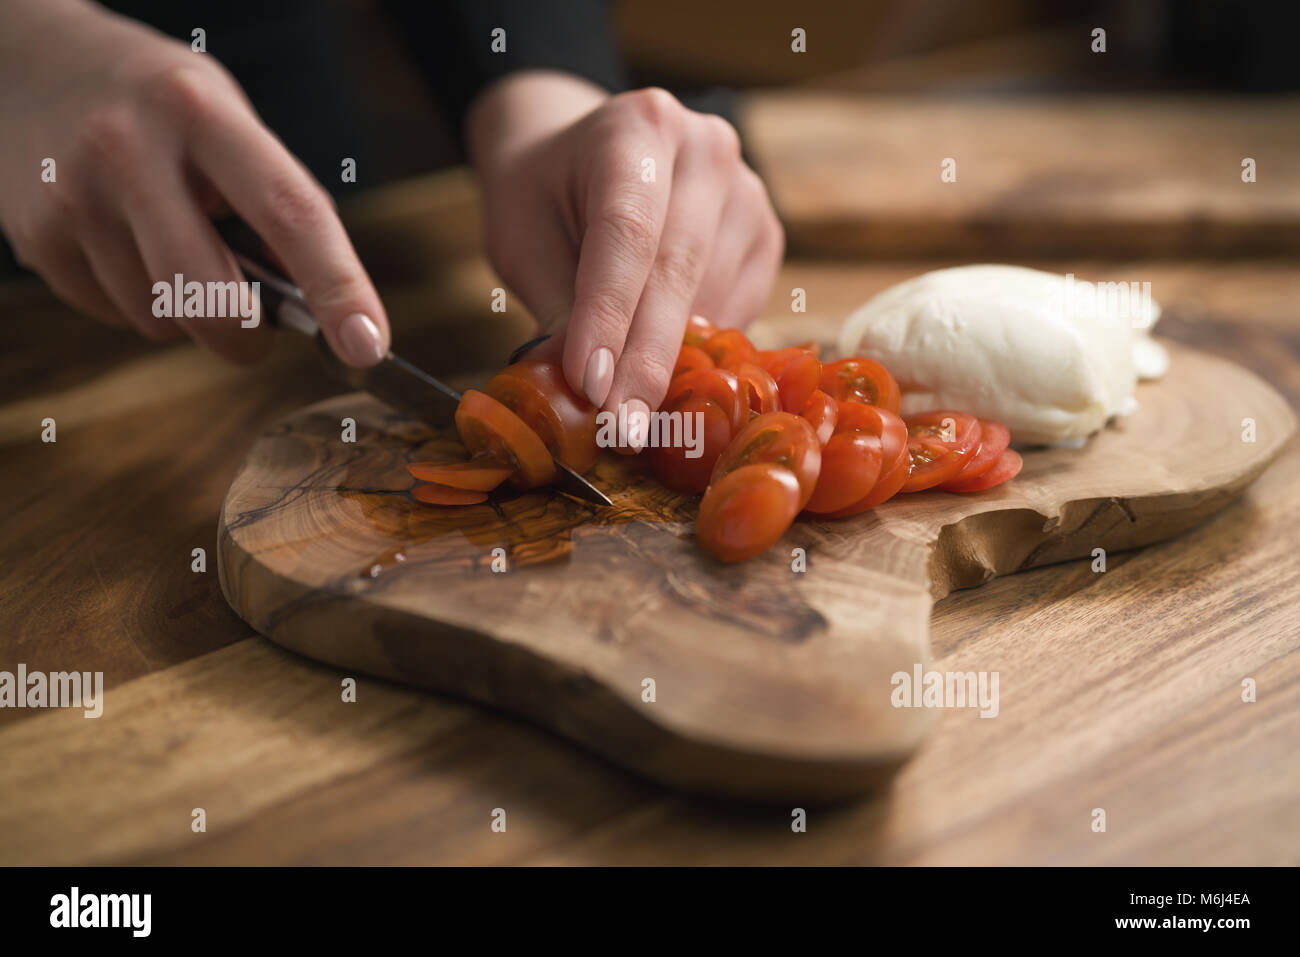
[2,120,1298,865]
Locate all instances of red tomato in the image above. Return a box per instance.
[943,448,1022,492]
[649,396,734,494]
[803,431,882,514]
[758,345,817,377]
[702,329,758,370]
[709,412,821,510]
[819,357,901,412]
[800,389,838,446]
[773,352,821,414]
[683,314,718,349]
[485,360,598,473]
[820,405,910,517]
[899,410,982,492]
[664,368,748,435]
[411,483,489,506]
[696,463,803,563]
[406,457,512,491]
[939,419,1011,488]
[455,389,557,489]
[672,344,714,380]
[731,362,783,415]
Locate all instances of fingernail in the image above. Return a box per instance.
[337,313,386,367]
[583,347,615,406]
[625,399,650,453]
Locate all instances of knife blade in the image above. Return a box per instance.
[225,238,612,508]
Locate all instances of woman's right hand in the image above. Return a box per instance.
[0,0,390,367]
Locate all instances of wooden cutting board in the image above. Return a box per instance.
[217,341,1294,802]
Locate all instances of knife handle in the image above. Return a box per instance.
[213,217,319,338]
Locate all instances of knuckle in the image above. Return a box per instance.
[305,270,370,315]
[573,290,634,343]
[597,197,660,259]
[698,114,742,166]
[652,239,705,301]
[626,349,676,401]
[623,87,684,135]
[150,64,220,123]
[261,175,330,238]
[79,106,139,165]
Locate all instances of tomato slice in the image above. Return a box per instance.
[701,329,757,370]
[683,314,718,349]
[411,483,489,506]
[899,410,981,492]
[821,405,910,517]
[485,360,598,473]
[804,431,882,514]
[649,396,734,494]
[940,419,1011,488]
[672,344,714,380]
[455,389,557,489]
[758,345,816,378]
[799,389,838,446]
[696,463,803,563]
[773,352,821,414]
[943,448,1022,492]
[664,368,748,436]
[709,412,821,510]
[406,457,512,491]
[819,357,901,412]
[731,362,783,415]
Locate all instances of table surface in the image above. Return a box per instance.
[1,159,1298,866]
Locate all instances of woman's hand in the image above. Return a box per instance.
[0,0,389,367]
[467,71,784,450]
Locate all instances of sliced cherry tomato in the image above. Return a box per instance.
[804,431,882,514]
[820,357,901,412]
[455,389,557,489]
[406,457,512,491]
[940,419,1011,488]
[702,329,757,370]
[672,344,714,380]
[696,463,803,563]
[664,368,748,435]
[943,448,1022,492]
[821,405,909,517]
[411,483,489,506]
[758,345,817,377]
[485,360,598,473]
[732,362,783,415]
[773,352,821,414]
[709,412,821,510]
[649,396,734,494]
[899,410,981,493]
[683,314,718,349]
[800,389,838,446]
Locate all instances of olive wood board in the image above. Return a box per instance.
[217,340,1295,802]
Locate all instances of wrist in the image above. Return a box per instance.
[466,70,608,174]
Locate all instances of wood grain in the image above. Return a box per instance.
[744,94,1300,257]
[3,152,1299,862]
[215,341,1293,801]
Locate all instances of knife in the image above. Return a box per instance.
[219,223,612,507]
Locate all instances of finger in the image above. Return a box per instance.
[604,118,736,451]
[184,79,389,367]
[689,168,770,323]
[712,214,784,331]
[13,227,129,329]
[563,135,675,407]
[120,166,272,364]
[74,199,183,343]
[486,201,577,364]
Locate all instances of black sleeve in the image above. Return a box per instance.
[381,0,628,153]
